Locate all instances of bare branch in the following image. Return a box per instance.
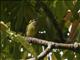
[67,20,79,43]
[26,37,80,60]
[38,44,52,60]
[27,44,52,60]
[26,37,80,51]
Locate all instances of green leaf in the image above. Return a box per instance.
[76,52,80,60]
[0,21,8,31]
[64,0,74,10]
[52,52,57,60]
[14,35,37,59]
[53,50,61,60]
[62,50,74,60]
[22,51,28,59]
[53,0,68,21]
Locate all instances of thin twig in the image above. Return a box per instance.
[27,43,52,60]
[38,44,52,60]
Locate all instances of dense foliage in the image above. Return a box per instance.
[0,0,80,60]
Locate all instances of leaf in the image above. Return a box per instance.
[0,21,8,31]
[22,51,28,59]
[62,50,74,60]
[14,35,37,59]
[0,22,37,59]
[53,0,68,21]
[53,50,61,60]
[52,52,57,60]
[64,0,74,10]
[76,52,80,60]
[15,1,24,32]
[32,44,42,56]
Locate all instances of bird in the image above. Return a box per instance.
[26,19,38,37]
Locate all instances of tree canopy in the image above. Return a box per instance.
[0,0,80,60]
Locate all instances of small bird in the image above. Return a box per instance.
[26,19,38,37]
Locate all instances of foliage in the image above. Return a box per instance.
[0,21,37,60]
[0,0,80,60]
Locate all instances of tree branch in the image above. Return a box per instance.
[26,37,80,60]
[67,20,79,43]
[37,44,52,60]
[26,37,80,51]
[27,43,52,60]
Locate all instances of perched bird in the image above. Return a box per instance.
[26,19,38,37]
